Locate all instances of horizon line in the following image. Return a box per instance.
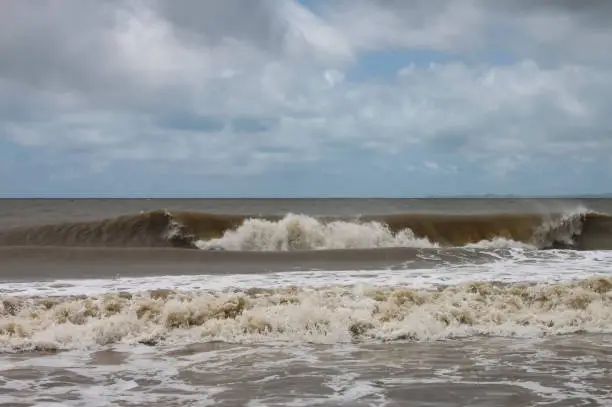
[0,194,611,199]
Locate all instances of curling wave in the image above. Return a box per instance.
[1,277,611,351]
[0,208,611,251]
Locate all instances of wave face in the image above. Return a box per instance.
[1,277,611,351]
[1,208,611,251]
[0,211,188,248]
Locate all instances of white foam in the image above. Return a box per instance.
[2,274,612,352]
[2,249,611,297]
[463,237,535,249]
[195,213,438,251]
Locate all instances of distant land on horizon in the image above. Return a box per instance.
[1,194,612,199]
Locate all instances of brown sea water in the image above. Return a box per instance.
[1,198,612,406]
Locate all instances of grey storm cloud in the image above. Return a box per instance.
[153,0,285,49]
[498,0,612,16]
[1,0,609,92]
[323,0,612,61]
[364,0,612,18]
[1,0,612,185]
[0,1,123,90]
[0,0,289,92]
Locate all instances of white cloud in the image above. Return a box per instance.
[1,0,612,187]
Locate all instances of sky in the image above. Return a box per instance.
[1,0,612,197]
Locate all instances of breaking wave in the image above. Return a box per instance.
[0,207,611,251]
[194,214,436,251]
[1,277,611,351]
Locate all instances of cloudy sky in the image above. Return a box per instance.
[1,0,611,197]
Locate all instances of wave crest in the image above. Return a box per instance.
[0,207,610,251]
[194,213,437,251]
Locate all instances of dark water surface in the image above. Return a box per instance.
[2,197,612,228]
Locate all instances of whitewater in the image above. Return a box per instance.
[1,198,612,406]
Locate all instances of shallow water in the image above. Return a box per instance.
[2,336,611,406]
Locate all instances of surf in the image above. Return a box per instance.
[0,207,611,251]
[2,276,611,351]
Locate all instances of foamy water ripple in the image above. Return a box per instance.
[1,248,610,298]
[1,336,611,406]
[2,247,612,406]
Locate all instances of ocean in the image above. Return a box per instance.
[1,198,611,406]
